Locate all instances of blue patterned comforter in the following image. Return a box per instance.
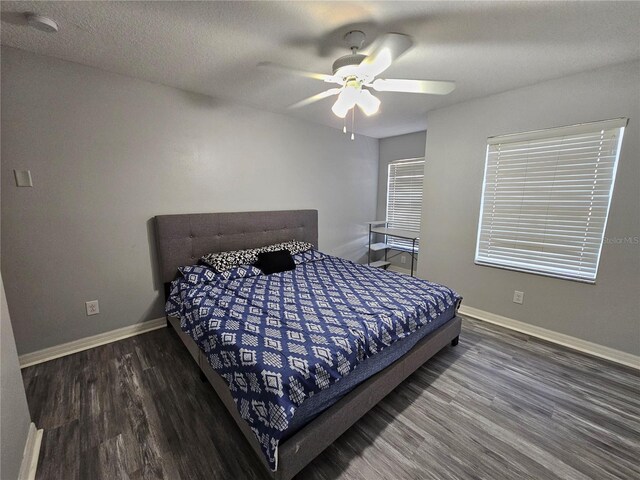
[166,254,460,470]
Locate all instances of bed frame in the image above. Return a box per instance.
[154,209,462,480]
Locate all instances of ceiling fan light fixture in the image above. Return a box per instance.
[331,102,349,118]
[331,86,360,118]
[331,98,351,118]
[357,90,381,116]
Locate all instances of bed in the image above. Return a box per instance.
[155,209,462,480]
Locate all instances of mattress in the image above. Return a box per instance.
[166,253,461,470]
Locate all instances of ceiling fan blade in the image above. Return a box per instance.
[288,88,342,109]
[372,78,456,95]
[357,33,413,78]
[258,62,340,83]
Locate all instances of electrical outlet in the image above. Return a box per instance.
[86,300,99,316]
[400,255,406,264]
[14,170,33,187]
[513,291,524,304]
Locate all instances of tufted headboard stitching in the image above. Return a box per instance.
[154,210,318,284]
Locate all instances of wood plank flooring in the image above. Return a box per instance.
[22,318,640,480]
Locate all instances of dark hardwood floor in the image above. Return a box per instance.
[22,318,640,480]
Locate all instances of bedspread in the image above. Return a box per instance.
[166,254,460,470]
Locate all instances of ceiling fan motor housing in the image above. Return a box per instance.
[332,54,367,77]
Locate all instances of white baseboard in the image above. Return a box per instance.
[19,317,166,368]
[459,305,640,370]
[18,423,43,480]
[18,307,638,370]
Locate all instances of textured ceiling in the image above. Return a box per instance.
[2,1,639,138]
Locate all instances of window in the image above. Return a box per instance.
[475,118,627,283]
[386,158,425,251]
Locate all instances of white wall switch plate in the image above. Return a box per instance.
[400,255,406,264]
[14,170,33,187]
[513,291,524,304]
[86,300,99,316]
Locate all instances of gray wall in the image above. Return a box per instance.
[1,273,32,480]
[419,61,640,356]
[376,131,426,269]
[1,47,379,355]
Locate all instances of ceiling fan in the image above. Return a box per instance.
[260,30,456,120]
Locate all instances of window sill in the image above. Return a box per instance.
[474,260,596,284]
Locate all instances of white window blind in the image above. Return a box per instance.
[475,118,627,283]
[386,158,424,250]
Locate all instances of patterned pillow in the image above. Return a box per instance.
[292,249,327,265]
[274,240,314,255]
[200,240,314,272]
[254,240,314,257]
[177,265,217,285]
[200,248,262,272]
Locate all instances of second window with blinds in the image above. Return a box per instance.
[475,118,627,283]
[386,157,425,251]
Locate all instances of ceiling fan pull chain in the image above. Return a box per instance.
[351,107,355,140]
[343,116,347,134]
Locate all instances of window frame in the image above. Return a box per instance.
[474,118,627,284]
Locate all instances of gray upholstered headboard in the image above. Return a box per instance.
[154,209,318,283]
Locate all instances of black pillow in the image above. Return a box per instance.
[254,250,295,274]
